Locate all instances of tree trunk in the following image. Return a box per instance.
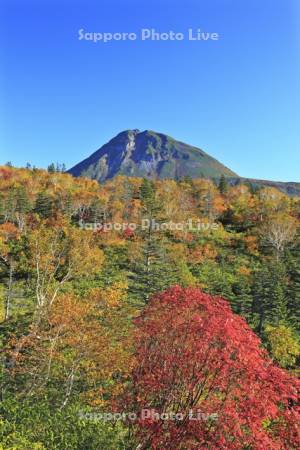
[5,263,14,321]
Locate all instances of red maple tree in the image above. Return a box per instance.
[129,286,299,449]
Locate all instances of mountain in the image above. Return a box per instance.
[68,129,300,196]
[68,129,238,181]
[227,177,300,197]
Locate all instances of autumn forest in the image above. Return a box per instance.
[0,165,299,449]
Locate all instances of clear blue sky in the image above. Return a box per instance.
[0,0,299,181]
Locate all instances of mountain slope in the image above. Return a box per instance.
[228,177,300,197]
[68,129,238,182]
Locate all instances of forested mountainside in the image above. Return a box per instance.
[227,177,300,197]
[0,166,299,449]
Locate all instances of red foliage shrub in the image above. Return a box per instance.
[129,286,299,449]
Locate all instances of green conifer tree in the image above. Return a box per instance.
[34,192,54,218]
[129,179,178,304]
[285,245,300,331]
[218,174,229,194]
[47,163,56,173]
[252,261,288,336]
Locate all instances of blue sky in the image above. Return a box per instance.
[0,0,299,181]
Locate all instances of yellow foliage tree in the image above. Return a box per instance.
[265,324,300,368]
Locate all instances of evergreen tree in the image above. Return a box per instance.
[129,179,177,304]
[47,163,56,173]
[2,187,31,226]
[58,193,74,220]
[15,187,31,214]
[139,178,160,217]
[129,238,178,304]
[121,178,134,221]
[232,277,253,321]
[218,174,229,194]
[245,181,258,195]
[55,162,66,173]
[34,192,54,218]
[285,245,300,331]
[14,187,31,229]
[252,261,288,335]
[192,258,234,301]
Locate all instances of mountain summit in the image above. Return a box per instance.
[68,129,238,182]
